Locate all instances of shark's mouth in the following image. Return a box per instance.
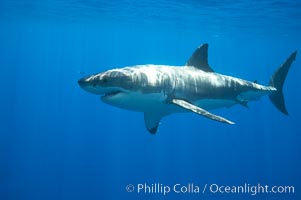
[103,90,122,98]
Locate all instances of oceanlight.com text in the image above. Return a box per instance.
[208,183,295,196]
[125,182,295,196]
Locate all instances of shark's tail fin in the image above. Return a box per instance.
[269,51,297,115]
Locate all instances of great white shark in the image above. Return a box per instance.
[78,44,297,134]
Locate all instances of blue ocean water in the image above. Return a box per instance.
[1,0,301,199]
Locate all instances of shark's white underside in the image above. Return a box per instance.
[102,89,267,113]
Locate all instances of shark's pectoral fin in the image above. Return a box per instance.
[144,112,163,134]
[171,99,235,125]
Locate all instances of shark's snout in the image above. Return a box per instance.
[78,74,114,95]
[78,77,89,88]
[78,76,99,94]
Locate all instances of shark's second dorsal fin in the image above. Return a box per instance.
[186,43,214,72]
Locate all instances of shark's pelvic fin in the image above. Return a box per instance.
[269,51,297,115]
[186,43,214,72]
[236,99,249,108]
[144,112,162,134]
[171,99,235,125]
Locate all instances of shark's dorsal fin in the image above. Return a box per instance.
[144,112,162,134]
[186,43,214,72]
[171,99,235,124]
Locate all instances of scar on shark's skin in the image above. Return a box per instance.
[78,44,297,134]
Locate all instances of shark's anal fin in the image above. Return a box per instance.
[144,112,162,134]
[171,99,235,125]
